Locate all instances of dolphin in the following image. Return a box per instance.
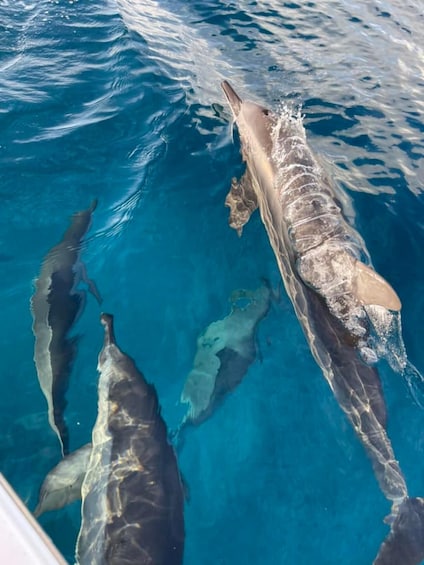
[34,443,91,518]
[76,313,185,565]
[31,200,101,456]
[221,80,424,564]
[179,281,275,432]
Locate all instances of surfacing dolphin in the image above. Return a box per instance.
[31,200,101,456]
[178,280,275,433]
[221,80,424,565]
[76,313,185,565]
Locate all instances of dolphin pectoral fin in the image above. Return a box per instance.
[225,172,258,236]
[86,278,102,305]
[78,261,102,304]
[353,261,401,311]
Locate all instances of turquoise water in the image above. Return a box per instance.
[1,0,424,563]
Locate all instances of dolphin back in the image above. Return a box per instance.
[77,313,184,565]
[179,282,273,429]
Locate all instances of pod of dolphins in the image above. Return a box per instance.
[27,80,424,564]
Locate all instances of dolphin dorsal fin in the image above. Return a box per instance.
[353,261,401,311]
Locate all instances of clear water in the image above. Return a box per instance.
[1,0,423,563]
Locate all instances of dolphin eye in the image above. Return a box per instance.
[262,109,269,116]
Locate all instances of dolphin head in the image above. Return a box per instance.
[63,199,97,244]
[221,80,275,155]
[221,80,276,188]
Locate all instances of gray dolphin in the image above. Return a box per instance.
[179,281,275,431]
[34,443,91,518]
[76,313,185,565]
[31,200,101,457]
[221,80,424,564]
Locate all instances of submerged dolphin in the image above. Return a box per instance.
[221,80,424,564]
[76,313,185,565]
[34,443,91,518]
[31,200,101,456]
[181,283,273,424]
[179,281,275,430]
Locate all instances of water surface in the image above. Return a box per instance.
[0,1,423,563]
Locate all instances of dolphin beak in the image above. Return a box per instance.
[221,80,242,117]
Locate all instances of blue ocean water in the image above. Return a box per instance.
[1,0,423,563]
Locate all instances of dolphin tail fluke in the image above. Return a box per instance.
[374,497,424,565]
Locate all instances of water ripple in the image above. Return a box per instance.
[0,1,423,563]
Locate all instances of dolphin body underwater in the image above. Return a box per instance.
[34,283,274,519]
[75,313,185,565]
[31,200,101,456]
[34,315,185,562]
[221,80,424,564]
[179,281,275,431]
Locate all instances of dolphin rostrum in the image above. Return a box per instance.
[76,313,185,565]
[179,281,275,430]
[221,80,424,564]
[31,200,101,456]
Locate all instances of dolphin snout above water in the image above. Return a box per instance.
[221,80,243,116]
